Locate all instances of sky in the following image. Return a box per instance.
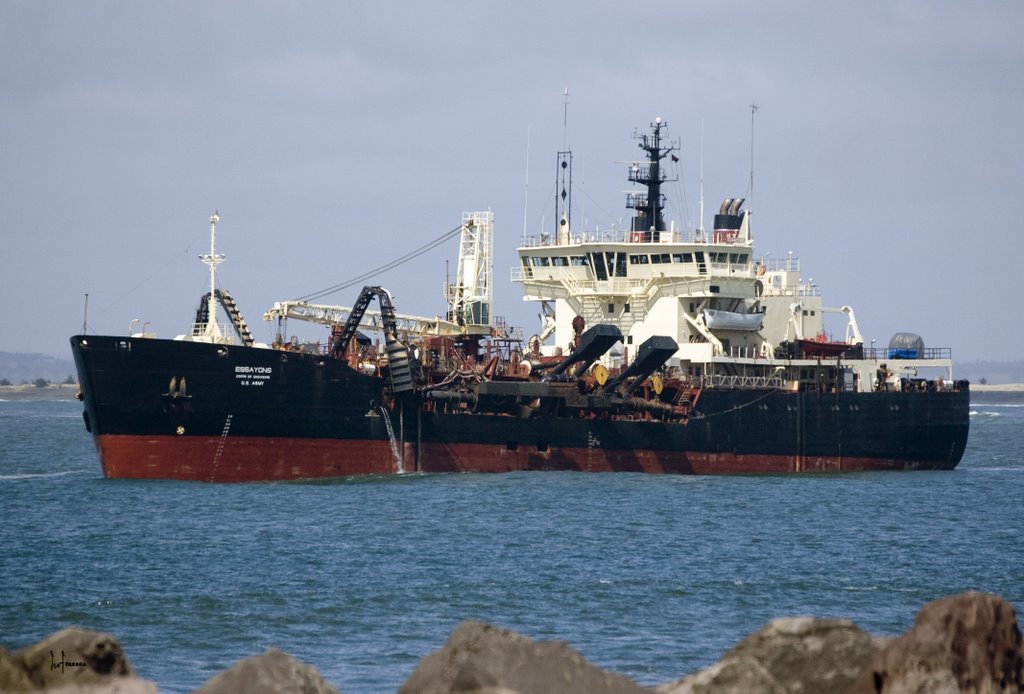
[2,1,1022,363]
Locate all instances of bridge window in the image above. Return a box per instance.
[570,256,588,266]
[612,252,627,277]
[552,256,569,267]
[629,254,649,265]
[596,252,627,277]
[532,256,550,267]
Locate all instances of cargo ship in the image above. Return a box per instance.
[71,119,969,481]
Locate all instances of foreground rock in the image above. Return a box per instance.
[657,617,887,694]
[192,648,339,694]
[1,645,36,693]
[3,626,156,692]
[397,620,649,694]
[5,591,1021,692]
[847,592,1024,694]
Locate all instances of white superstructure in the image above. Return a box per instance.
[511,119,953,394]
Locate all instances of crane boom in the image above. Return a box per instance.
[263,300,468,338]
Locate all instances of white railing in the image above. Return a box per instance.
[190,322,233,336]
[702,373,786,389]
[518,228,730,248]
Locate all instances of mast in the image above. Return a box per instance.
[199,211,225,338]
[627,117,678,237]
[555,89,572,244]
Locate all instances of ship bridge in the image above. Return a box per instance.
[513,191,764,363]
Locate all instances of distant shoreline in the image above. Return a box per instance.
[0,384,80,401]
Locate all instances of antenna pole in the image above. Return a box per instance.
[522,127,530,238]
[81,293,89,334]
[749,102,758,202]
[562,87,570,151]
[699,119,705,234]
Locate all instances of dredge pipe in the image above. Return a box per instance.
[602,335,678,395]
[545,324,623,380]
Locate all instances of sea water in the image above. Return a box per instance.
[1,396,1022,693]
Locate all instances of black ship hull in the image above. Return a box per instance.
[71,335,970,482]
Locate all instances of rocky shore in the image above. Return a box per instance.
[2,592,1021,693]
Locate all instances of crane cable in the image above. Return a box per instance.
[295,224,464,303]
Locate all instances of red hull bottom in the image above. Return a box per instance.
[94,434,950,482]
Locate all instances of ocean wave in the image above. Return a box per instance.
[0,470,88,481]
[969,411,1002,417]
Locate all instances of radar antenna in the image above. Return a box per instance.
[626,118,679,237]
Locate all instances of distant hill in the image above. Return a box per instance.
[0,351,77,384]
[956,360,1024,385]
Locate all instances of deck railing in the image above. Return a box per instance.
[864,347,953,361]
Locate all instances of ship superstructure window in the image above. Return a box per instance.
[650,253,670,264]
[624,303,630,313]
[552,257,569,267]
[704,251,748,265]
[629,254,649,265]
[608,303,615,314]
[570,256,589,266]
[532,256,550,267]
[590,252,626,279]
[607,252,627,277]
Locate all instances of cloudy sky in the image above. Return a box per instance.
[3,1,1021,362]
